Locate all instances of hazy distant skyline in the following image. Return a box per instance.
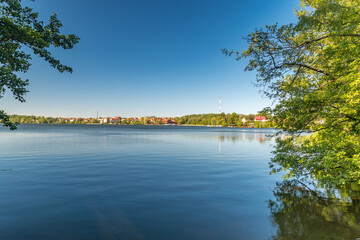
[2,0,298,118]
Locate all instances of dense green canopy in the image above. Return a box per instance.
[0,0,79,129]
[224,0,360,186]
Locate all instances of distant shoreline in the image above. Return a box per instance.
[12,122,275,129]
[8,113,274,129]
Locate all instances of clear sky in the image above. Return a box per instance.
[2,0,299,118]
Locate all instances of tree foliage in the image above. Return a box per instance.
[176,113,272,127]
[0,0,79,129]
[224,0,360,186]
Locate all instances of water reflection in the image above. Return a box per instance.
[217,132,272,143]
[269,180,360,240]
[182,129,274,143]
[214,131,273,153]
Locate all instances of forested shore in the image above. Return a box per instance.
[9,113,274,128]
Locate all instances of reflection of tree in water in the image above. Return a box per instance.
[269,180,360,240]
[216,132,271,144]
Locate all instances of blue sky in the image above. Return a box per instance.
[3,0,299,118]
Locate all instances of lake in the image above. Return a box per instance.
[0,124,359,240]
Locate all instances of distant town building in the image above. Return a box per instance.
[99,118,108,124]
[254,116,267,122]
[161,118,177,125]
[109,117,120,124]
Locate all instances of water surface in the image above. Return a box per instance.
[0,125,358,239]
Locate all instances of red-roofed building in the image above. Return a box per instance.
[109,117,121,124]
[254,116,267,122]
[161,118,177,125]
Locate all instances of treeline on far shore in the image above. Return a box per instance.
[176,113,273,128]
[8,113,274,128]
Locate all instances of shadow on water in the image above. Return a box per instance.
[269,180,360,240]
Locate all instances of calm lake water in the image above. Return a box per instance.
[0,124,359,240]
